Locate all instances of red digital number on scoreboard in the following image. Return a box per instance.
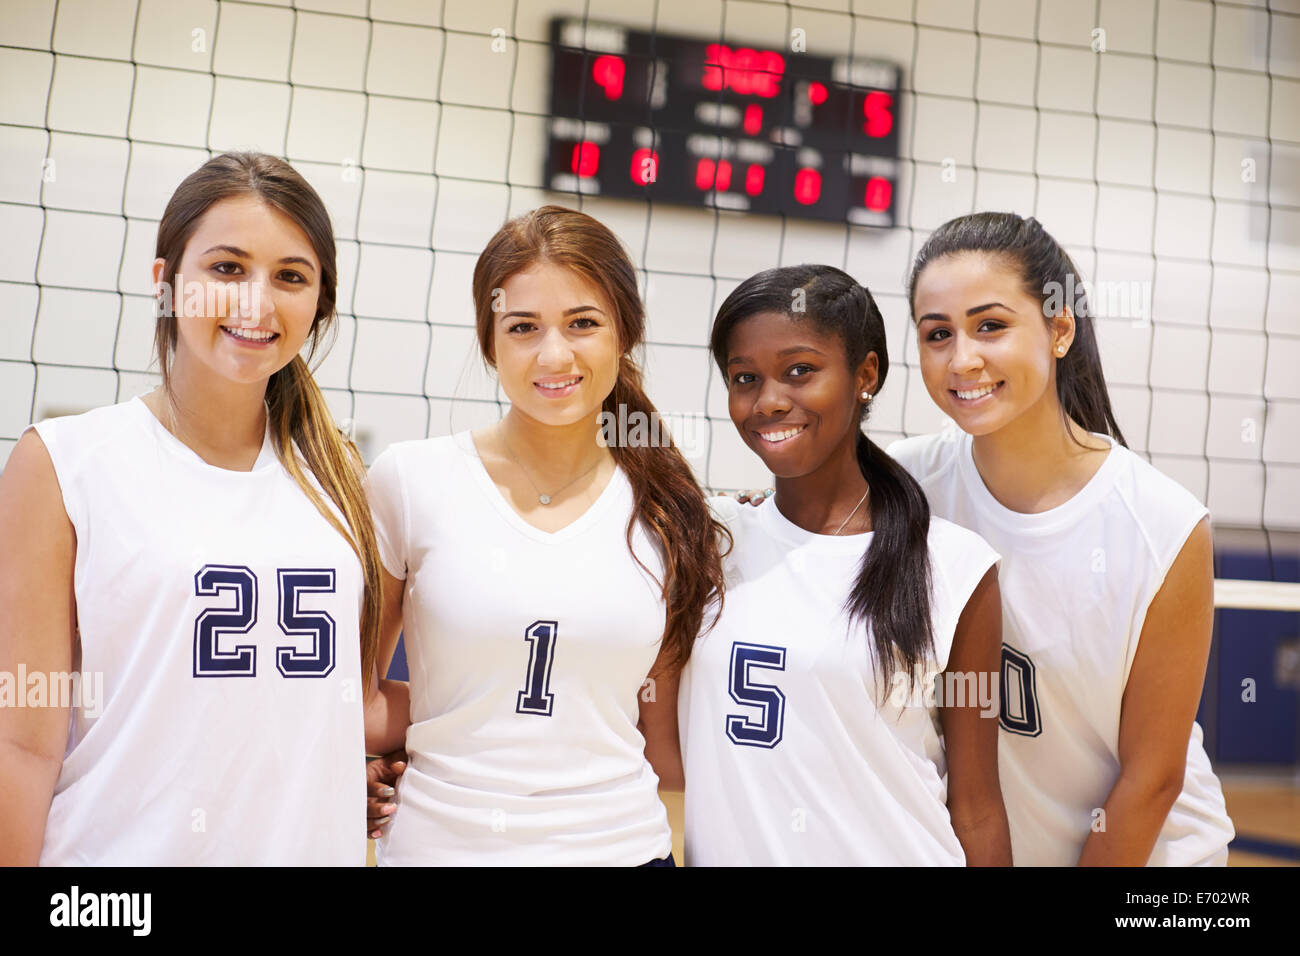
[701,44,785,98]
[630,148,659,185]
[863,91,894,138]
[591,55,625,100]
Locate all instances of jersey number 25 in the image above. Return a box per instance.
[193,564,337,678]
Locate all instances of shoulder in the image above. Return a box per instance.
[1104,442,1208,565]
[25,399,146,477]
[707,493,765,531]
[706,493,765,557]
[885,424,965,483]
[706,493,742,525]
[924,517,1001,643]
[926,516,1000,577]
[1108,443,1205,517]
[368,434,461,477]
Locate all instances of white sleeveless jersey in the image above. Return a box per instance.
[28,396,366,866]
[365,431,672,866]
[679,495,1001,866]
[888,426,1234,866]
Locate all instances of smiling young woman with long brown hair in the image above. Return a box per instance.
[361,205,728,865]
[0,151,382,864]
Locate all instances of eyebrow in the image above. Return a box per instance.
[200,245,317,272]
[918,301,1015,323]
[727,345,826,366]
[499,305,605,319]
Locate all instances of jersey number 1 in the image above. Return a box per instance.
[193,564,337,678]
[516,620,558,716]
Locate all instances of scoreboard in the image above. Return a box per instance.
[545,18,901,227]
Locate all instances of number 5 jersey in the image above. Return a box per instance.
[679,493,1001,865]
[28,395,366,865]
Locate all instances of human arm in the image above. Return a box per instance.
[363,565,410,838]
[638,642,684,792]
[1077,518,1214,866]
[939,564,1013,866]
[0,431,77,865]
[363,565,410,756]
[359,446,414,838]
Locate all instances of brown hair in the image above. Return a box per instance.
[153,151,383,687]
[471,205,729,673]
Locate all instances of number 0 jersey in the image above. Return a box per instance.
[365,431,672,866]
[679,494,1001,866]
[28,396,367,865]
[888,426,1234,866]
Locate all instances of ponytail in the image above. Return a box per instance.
[605,358,730,674]
[266,356,384,688]
[850,432,935,693]
[907,211,1127,447]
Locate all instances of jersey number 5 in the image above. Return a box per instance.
[726,642,787,748]
[193,565,337,678]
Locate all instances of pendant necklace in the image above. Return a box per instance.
[499,423,604,506]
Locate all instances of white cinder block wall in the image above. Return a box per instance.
[1,0,1296,530]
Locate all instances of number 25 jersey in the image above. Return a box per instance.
[29,396,366,865]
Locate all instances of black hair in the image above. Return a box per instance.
[907,211,1127,447]
[710,264,934,694]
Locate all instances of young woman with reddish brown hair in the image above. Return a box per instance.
[362,204,727,866]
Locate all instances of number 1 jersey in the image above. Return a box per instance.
[365,431,672,866]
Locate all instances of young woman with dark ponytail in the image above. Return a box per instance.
[891,211,1234,865]
[679,264,1011,865]
[361,205,728,865]
[0,152,382,864]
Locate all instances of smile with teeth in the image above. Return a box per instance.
[757,424,806,444]
[952,382,1001,401]
[536,377,582,390]
[221,325,279,343]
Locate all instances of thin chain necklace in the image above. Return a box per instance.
[498,423,604,506]
[769,485,871,534]
[832,486,870,535]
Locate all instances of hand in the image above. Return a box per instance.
[734,487,773,507]
[366,748,408,840]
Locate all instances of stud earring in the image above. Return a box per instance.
[860,391,873,403]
